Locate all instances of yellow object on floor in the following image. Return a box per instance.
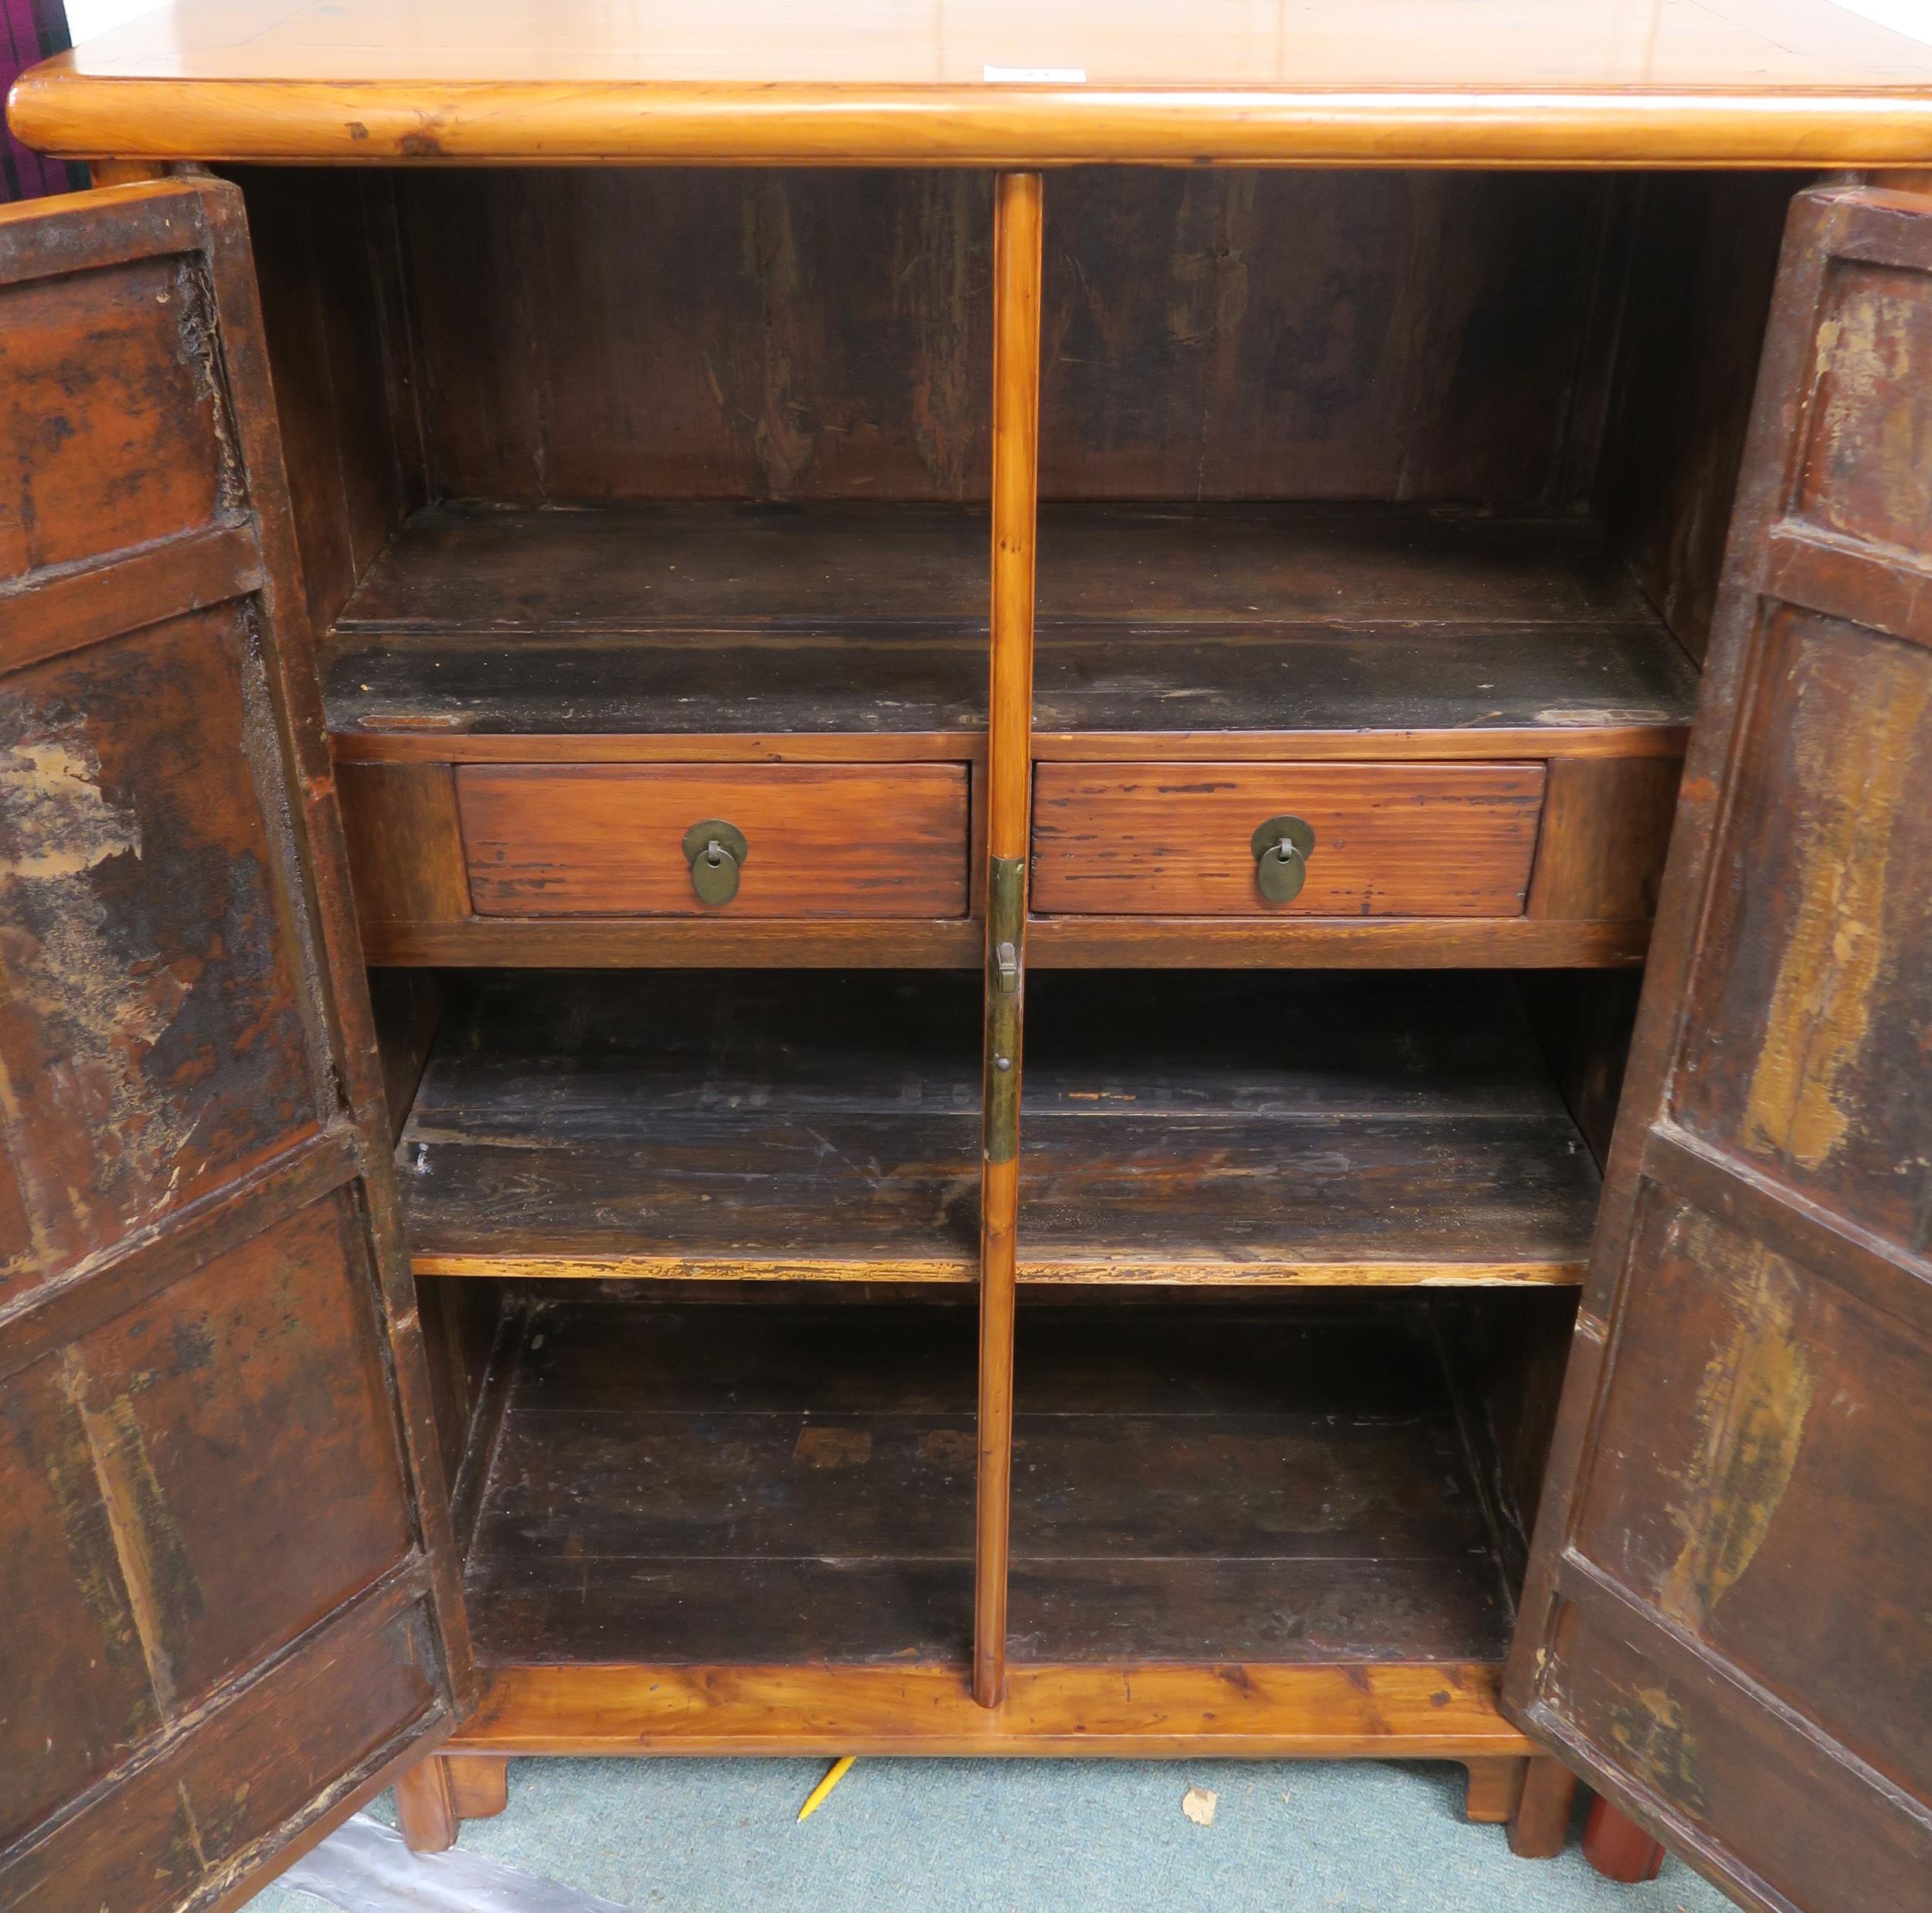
[796,1758,855,1823]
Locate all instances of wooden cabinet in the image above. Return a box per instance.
[5,5,1932,1911]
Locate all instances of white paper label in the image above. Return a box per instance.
[982,65,1087,83]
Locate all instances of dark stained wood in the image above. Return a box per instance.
[396,170,993,502]
[456,763,970,918]
[0,179,464,1913]
[1031,761,1546,918]
[1508,182,1932,1913]
[1019,972,1598,1285]
[457,1298,1519,1676]
[1040,171,1619,503]
[396,971,1597,1286]
[1594,174,1801,663]
[347,171,1617,507]
[235,167,419,638]
[1524,756,1682,923]
[398,972,984,1282]
[322,501,1692,747]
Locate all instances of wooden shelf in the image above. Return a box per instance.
[398,972,984,1284]
[325,501,1692,756]
[458,1298,1514,1674]
[1018,972,1600,1284]
[399,972,1597,1286]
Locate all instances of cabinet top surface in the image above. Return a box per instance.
[13,0,1932,165]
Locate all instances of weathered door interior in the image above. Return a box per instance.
[1505,180,1932,1913]
[0,179,468,1913]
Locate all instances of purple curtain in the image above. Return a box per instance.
[3,0,83,199]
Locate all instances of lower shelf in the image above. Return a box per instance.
[456,1296,1527,1755]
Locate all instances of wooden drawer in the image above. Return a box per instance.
[1031,761,1546,917]
[456,763,970,917]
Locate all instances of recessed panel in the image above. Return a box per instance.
[1571,1189,1932,1800]
[1670,608,1932,1246]
[0,254,236,582]
[0,609,323,1299]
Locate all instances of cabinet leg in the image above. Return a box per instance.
[447,1755,510,1822]
[394,1755,459,1854]
[1461,1755,1528,1824]
[1509,1756,1578,1858]
[395,1753,511,1852]
[1582,1794,1667,1882]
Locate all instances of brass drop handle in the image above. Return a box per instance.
[1251,814,1317,903]
[682,819,748,906]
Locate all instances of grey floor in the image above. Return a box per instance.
[249,1758,1733,1912]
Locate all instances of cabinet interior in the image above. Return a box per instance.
[256,165,1791,1703]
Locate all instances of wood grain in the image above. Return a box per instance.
[455,763,970,919]
[19,0,1932,166]
[1524,757,1683,923]
[338,763,471,926]
[455,1659,1532,1757]
[977,171,1042,1710]
[1032,761,1546,918]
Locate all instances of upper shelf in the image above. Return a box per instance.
[14,0,1932,167]
[324,500,1697,754]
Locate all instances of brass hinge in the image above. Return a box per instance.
[983,855,1024,1162]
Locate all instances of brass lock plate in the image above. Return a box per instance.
[1250,813,1316,904]
[682,819,748,906]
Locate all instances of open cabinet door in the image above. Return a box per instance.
[0,179,470,1911]
[1505,179,1932,1912]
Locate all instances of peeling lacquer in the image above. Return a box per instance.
[1740,644,1928,1173]
[1658,1216,1815,1632]
[1607,1681,1710,1820]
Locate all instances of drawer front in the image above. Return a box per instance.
[457,763,970,917]
[1031,761,1546,917]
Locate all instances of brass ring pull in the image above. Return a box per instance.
[682,819,748,906]
[1250,814,1316,903]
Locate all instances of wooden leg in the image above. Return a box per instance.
[1462,1755,1529,1824]
[1582,1794,1667,1882]
[446,1754,510,1822]
[1509,1756,1579,1858]
[393,1754,459,1854]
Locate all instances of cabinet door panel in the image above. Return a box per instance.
[1506,182,1932,1913]
[0,182,468,1913]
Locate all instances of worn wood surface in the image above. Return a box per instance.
[1032,762,1545,918]
[0,179,464,1913]
[1507,182,1932,1913]
[456,1299,1517,1675]
[324,502,1690,744]
[456,763,969,920]
[20,0,1932,164]
[254,172,1609,505]
[399,972,983,1282]
[396,971,1597,1287]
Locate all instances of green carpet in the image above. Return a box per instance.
[249,1758,1732,1911]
